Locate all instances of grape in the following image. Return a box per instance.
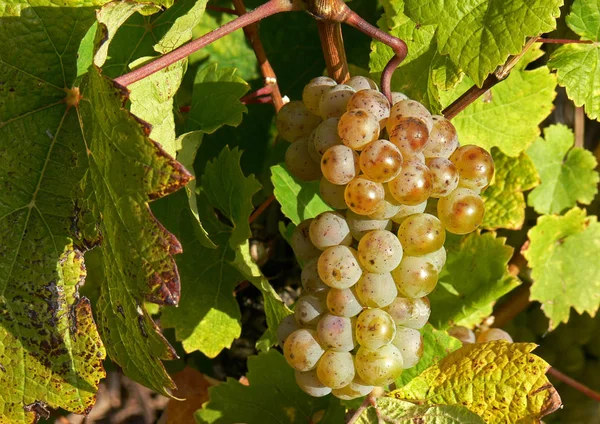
[316,350,355,389]
[277,314,301,347]
[448,326,476,344]
[397,213,446,256]
[359,139,403,183]
[301,258,330,293]
[344,177,385,216]
[420,247,446,272]
[332,376,374,400]
[321,145,360,185]
[391,201,428,224]
[319,177,347,209]
[368,186,402,220]
[450,145,495,192]
[355,308,396,349]
[477,328,513,343]
[384,297,431,329]
[285,136,322,181]
[388,117,430,157]
[388,159,433,205]
[319,84,357,118]
[291,220,322,262]
[295,293,327,327]
[355,344,404,386]
[357,229,403,273]
[317,314,356,352]
[387,100,433,132]
[346,89,391,126]
[276,101,322,142]
[338,109,380,150]
[426,157,459,198]
[355,273,398,308]
[309,211,352,250]
[317,245,362,289]
[422,115,459,159]
[303,76,337,115]
[284,329,324,371]
[309,118,343,162]
[346,76,378,91]
[326,287,363,317]
[346,209,391,240]
[391,92,409,104]
[391,256,439,298]
[437,187,484,234]
[295,369,332,397]
[391,326,423,368]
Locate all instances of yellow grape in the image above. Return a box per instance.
[387,100,433,132]
[359,139,403,183]
[388,117,430,157]
[295,369,332,397]
[422,115,459,159]
[316,350,355,389]
[384,297,431,329]
[283,329,324,371]
[388,159,433,205]
[355,272,398,308]
[331,375,374,400]
[276,100,321,142]
[284,136,322,181]
[338,109,380,150]
[319,84,357,118]
[391,326,424,368]
[321,145,360,185]
[344,176,385,215]
[391,256,439,298]
[317,245,362,289]
[303,76,337,115]
[326,287,363,317]
[346,76,378,91]
[319,177,347,209]
[355,344,404,386]
[437,187,484,234]
[450,145,495,192]
[355,308,396,349]
[397,213,445,256]
[309,118,342,162]
[426,157,459,198]
[357,229,403,273]
[346,89,390,126]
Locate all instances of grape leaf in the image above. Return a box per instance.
[404,0,562,86]
[481,149,539,230]
[523,207,600,329]
[270,164,333,225]
[527,124,599,214]
[566,0,600,41]
[196,350,344,424]
[429,233,520,329]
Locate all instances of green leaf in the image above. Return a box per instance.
[526,124,599,214]
[196,350,344,424]
[429,233,520,329]
[390,342,562,423]
[404,0,562,86]
[566,0,600,41]
[270,164,333,225]
[523,207,600,329]
[481,149,539,230]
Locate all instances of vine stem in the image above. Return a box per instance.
[575,107,585,148]
[537,38,594,44]
[548,367,600,402]
[346,392,376,424]
[317,21,350,83]
[249,195,275,224]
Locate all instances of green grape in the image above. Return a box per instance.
[326,287,363,317]
[319,84,357,118]
[316,350,356,389]
[359,139,403,183]
[331,375,374,400]
[338,109,380,150]
[355,344,404,386]
[277,314,301,347]
[476,328,513,343]
[397,213,446,256]
[384,297,430,329]
[426,157,459,198]
[317,245,362,289]
[391,256,439,298]
[387,100,433,133]
[303,76,337,115]
[420,247,446,272]
[388,159,433,205]
[391,92,409,104]
[450,145,495,192]
[317,314,356,352]
[344,177,385,216]
[437,187,485,234]
[388,117,430,157]
[319,177,348,209]
[291,219,322,262]
[309,117,342,162]
[284,329,324,371]
[321,145,360,185]
[346,75,378,91]
[309,211,352,250]
[276,100,322,142]
[346,209,391,241]
[295,369,332,397]
[391,326,423,368]
[301,258,330,293]
[355,273,398,308]
[368,186,402,220]
[422,115,459,159]
[357,229,403,273]
[391,201,428,224]
[355,308,396,349]
[346,89,391,126]
[295,293,327,327]
[447,326,476,344]
[285,136,322,181]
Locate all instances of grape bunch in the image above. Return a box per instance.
[275,75,494,399]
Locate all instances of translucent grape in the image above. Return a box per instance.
[387,100,433,132]
[355,344,404,386]
[295,369,332,397]
[301,258,330,293]
[317,314,356,352]
[344,177,385,216]
[355,273,398,308]
[276,101,322,142]
[346,209,391,241]
[368,187,402,220]
[420,247,446,272]
[391,201,428,224]
[291,219,322,262]
[317,245,362,289]
[391,256,439,298]
[391,92,409,104]
[357,229,403,273]
[321,145,360,185]
[338,109,380,150]
[384,297,431,329]
[388,159,433,205]
[309,211,352,250]
[309,118,342,162]
[332,376,374,400]
[437,187,485,234]
[450,145,495,191]
[285,136,322,181]
[391,326,423,368]
[422,115,459,159]
[277,314,301,347]
[477,328,513,343]
[319,84,356,118]
[359,139,403,183]
[283,329,324,371]
[295,293,327,327]
[303,76,337,115]
[316,350,355,389]
[397,213,445,256]
[448,326,476,344]
[326,287,363,317]
[355,308,396,349]
[388,117,430,157]
[346,89,391,126]
[346,75,378,91]
[426,157,459,198]
[319,177,348,209]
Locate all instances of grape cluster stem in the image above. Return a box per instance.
[317,21,350,84]
[548,367,600,402]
